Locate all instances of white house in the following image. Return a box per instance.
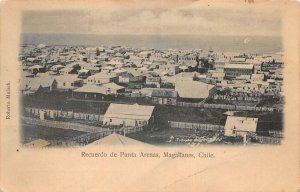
[54,75,83,90]
[87,72,118,85]
[224,116,258,137]
[50,64,64,72]
[103,103,155,127]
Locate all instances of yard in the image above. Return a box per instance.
[21,124,87,144]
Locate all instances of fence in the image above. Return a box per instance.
[168,121,224,132]
[69,126,146,146]
[176,102,281,112]
[268,130,284,138]
[23,125,146,147]
[24,107,104,121]
[251,135,282,145]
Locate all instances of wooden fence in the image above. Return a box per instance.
[251,135,282,145]
[168,121,282,145]
[176,102,281,112]
[168,121,224,132]
[24,107,104,121]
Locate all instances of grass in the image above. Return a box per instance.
[21,124,87,143]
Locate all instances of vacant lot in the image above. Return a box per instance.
[21,124,87,144]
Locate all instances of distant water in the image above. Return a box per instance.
[22,33,282,54]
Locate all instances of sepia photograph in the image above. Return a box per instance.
[19,5,284,147]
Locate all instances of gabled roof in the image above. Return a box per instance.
[224,64,254,70]
[28,65,44,69]
[89,133,152,146]
[103,82,124,90]
[73,84,108,94]
[54,74,82,83]
[74,83,124,94]
[104,103,155,121]
[151,89,177,98]
[175,81,215,99]
[88,72,117,79]
[21,75,56,91]
[24,139,50,148]
[224,116,258,133]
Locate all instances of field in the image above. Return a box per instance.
[21,124,87,144]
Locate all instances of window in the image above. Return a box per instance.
[139,121,141,124]
[110,119,112,122]
[63,82,65,86]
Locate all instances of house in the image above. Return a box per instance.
[145,74,161,87]
[177,54,197,65]
[251,74,265,82]
[224,116,258,137]
[156,64,179,76]
[119,70,144,83]
[21,76,57,94]
[138,51,151,58]
[87,72,118,85]
[151,89,177,105]
[28,65,45,74]
[103,103,155,126]
[89,133,152,146]
[54,75,83,91]
[101,65,116,73]
[107,57,125,67]
[128,55,143,65]
[229,57,247,63]
[73,83,125,99]
[78,69,92,79]
[164,72,200,85]
[261,61,283,71]
[224,64,254,79]
[78,62,100,74]
[175,80,216,100]
[50,64,64,73]
[59,66,78,75]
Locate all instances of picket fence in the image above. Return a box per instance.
[168,121,224,131]
[176,102,281,112]
[252,135,282,145]
[168,121,282,145]
[24,107,104,121]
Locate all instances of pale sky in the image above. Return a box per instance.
[22,5,282,36]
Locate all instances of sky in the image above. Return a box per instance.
[22,4,282,36]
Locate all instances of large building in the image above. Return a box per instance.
[87,72,118,85]
[73,83,125,99]
[175,80,216,100]
[224,64,254,79]
[103,103,155,127]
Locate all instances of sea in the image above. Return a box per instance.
[22,33,282,54]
